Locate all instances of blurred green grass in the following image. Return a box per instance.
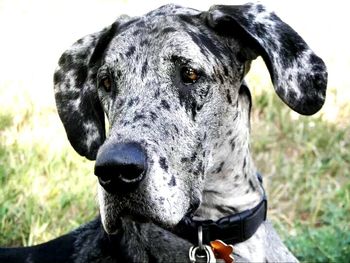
[0,106,97,246]
[250,88,350,262]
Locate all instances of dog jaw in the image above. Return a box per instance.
[97,178,196,234]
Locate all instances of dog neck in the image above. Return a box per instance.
[196,93,264,221]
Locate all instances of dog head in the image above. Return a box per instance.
[54,3,327,233]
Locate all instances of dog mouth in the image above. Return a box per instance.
[100,197,200,235]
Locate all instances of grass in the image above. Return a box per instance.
[250,89,350,262]
[0,106,97,246]
[0,61,349,262]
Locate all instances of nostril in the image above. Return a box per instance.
[94,142,148,192]
[116,164,145,183]
[97,172,112,186]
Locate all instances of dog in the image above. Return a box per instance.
[0,2,327,262]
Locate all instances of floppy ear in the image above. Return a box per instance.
[54,18,126,160]
[205,3,327,115]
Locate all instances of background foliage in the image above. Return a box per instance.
[0,0,349,262]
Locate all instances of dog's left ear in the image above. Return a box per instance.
[204,3,327,115]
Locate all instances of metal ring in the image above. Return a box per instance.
[198,225,204,250]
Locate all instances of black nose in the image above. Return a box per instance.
[94,142,147,192]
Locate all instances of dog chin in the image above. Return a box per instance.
[97,184,189,233]
[101,209,185,234]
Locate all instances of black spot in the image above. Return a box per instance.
[193,160,204,176]
[162,27,177,34]
[256,4,265,12]
[58,52,73,69]
[226,89,232,104]
[226,129,232,136]
[191,102,197,120]
[75,52,89,62]
[133,114,145,122]
[128,99,134,107]
[161,100,170,110]
[142,124,150,128]
[213,161,225,174]
[223,66,229,76]
[116,70,122,79]
[234,174,239,180]
[159,157,168,172]
[168,175,176,186]
[75,66,88,85]
[115,98,125,109]
[180,157,188,163]
[154,89,160,98]
[154,11,165,16]
[133,29,141,36]
[229,137,236,151]
[126,46,136,57]
[141,59,148,79]
[150,111,158,121]
[249,179,256,192]
[140,39,150,46]
[121,120,130,127]
[218,73,224,84]
[190,152,197,162]
[127,97,139,108]
[173,125,179,134]
[150,27,159,34]
[53,70,63,85]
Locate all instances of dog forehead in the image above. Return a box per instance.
[103,5,209,57]
[146,3,200,16]
[103,8,233,72]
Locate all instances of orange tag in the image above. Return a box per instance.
[210,240,234,263]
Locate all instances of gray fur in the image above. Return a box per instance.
[0,2,327,263]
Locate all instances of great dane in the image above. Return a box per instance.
[0,2,327,262]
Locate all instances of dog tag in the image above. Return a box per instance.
[210,240,234,263]
[189,245,216,263]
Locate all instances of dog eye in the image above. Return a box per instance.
[100,76,112,92]
[181,67,199,84]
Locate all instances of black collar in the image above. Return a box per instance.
[174,174,267,245]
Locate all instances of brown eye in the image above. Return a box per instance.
[101,76,112,92]
[181,67,199,84]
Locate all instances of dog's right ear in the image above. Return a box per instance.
[54,18,126,160]
[204,3,327,115]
